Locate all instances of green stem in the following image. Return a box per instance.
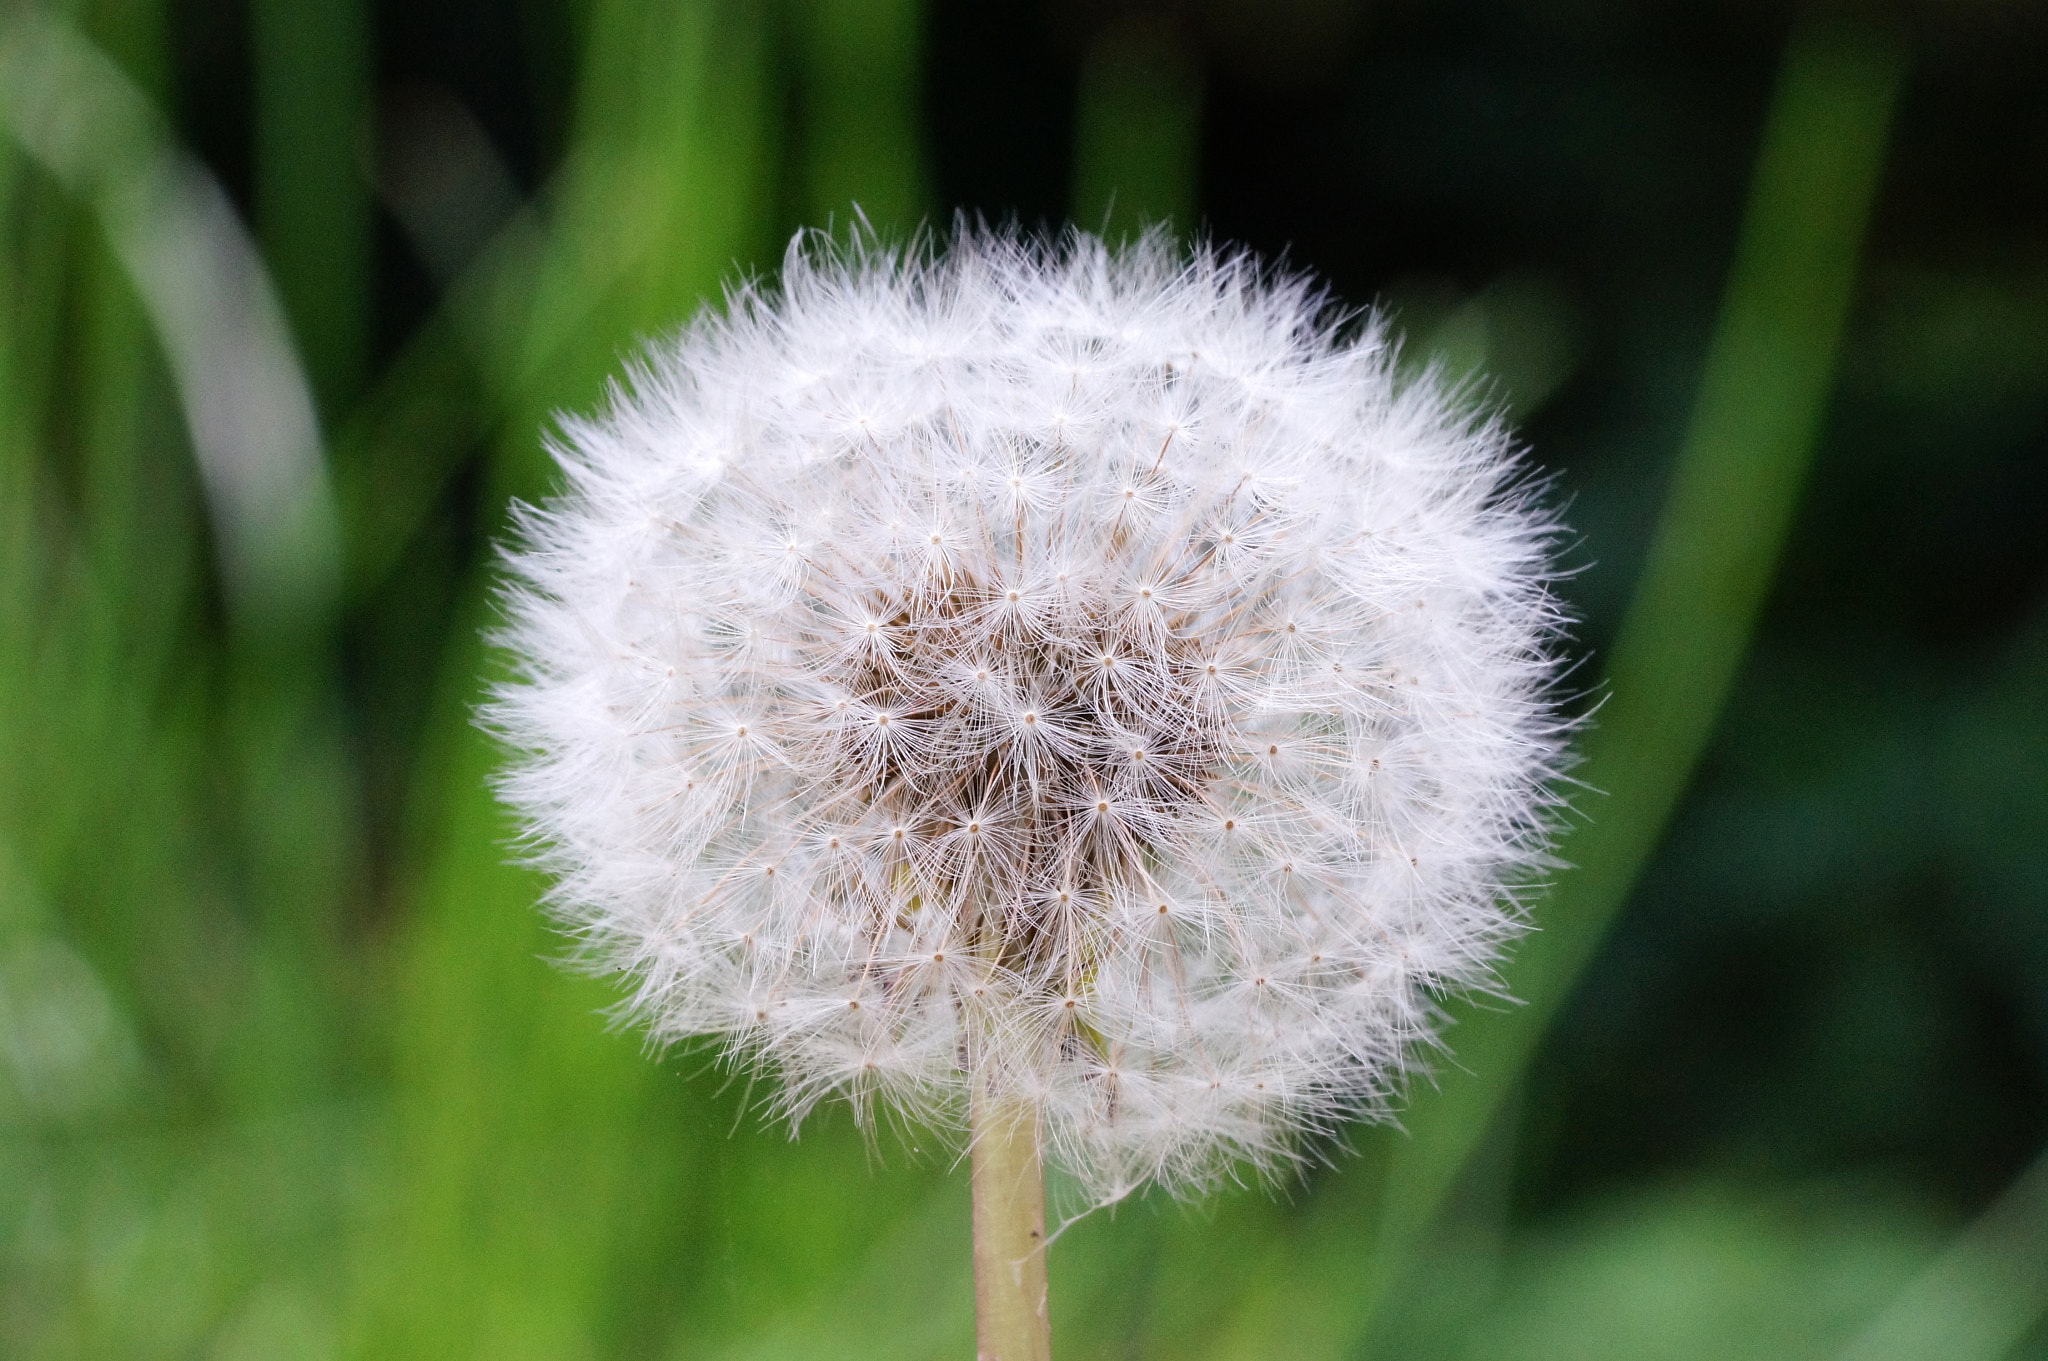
[791,0,929,233]
[251,0,370,415]
[1070,18,1202,240]
[1838,1142,2048,1361]
[972,1085,1052,1361]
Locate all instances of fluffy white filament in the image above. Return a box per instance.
[491,229,1568,1204]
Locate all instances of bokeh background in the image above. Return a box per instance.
[2,0,2045,1357]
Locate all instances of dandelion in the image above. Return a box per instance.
[490,227,1569,1357]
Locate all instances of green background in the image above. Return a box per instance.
[1,1,2044,1357]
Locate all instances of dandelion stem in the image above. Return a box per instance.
[971,1085,1051,1361]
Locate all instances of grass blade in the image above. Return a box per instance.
[0,10,339,629]
[1202,22,1909,1357]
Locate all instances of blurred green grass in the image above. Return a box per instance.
[2,2,2046,1358]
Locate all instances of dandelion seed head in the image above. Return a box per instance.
[491,227,1570,1205]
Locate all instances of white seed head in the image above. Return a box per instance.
[491,229,1569,1205]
